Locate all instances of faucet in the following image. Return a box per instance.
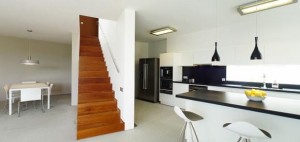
[262,74,267,88]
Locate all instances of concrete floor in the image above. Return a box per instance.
[0,95,182,142]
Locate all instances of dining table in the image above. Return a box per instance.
[8,83,50,115]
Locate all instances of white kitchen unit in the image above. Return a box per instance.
[208,86,231,92]
[172,83,189,108]
[208,85,300,100]
[159,53,181,67]
[159,93,175,106]
[159,83,189,108]
[184,97,300,142]
[178,52,194,66]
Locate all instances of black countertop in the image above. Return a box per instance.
[176,90,300,120]
[173,81,300,94]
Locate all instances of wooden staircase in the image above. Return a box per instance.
[77,35,124,139]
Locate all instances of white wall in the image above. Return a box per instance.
[99,9,136,130]
[71,31,79,106]
[0,36,71,101]
[148,39,167,58]
[167,3,300,65]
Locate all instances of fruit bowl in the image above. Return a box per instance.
[244,89,267,102]
[246,95,266,102]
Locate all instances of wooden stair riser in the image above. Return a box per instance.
[80,51,103,57]
[79,64,107,71]
[79,62,106,67]
[77,110,121,126]
[79,56,104,62]
[80,37,99,42]
[79,91,114,98]
[78,100,117,115]
[79,78,110,84]
[79,71,108,78]
[79,84,112,93]
[80,46,103,53]
[80,40,100,46]
[78,92,115,104]
[77,122,124,139]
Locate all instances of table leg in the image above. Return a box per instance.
[47,88,50,109]
[9,90,12,115]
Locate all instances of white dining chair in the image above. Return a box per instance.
[2,84,20,112]
[22,81,37,84]
[18,88,44,117]
[42,83,53,108]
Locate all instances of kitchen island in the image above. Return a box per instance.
[176,90,300,142]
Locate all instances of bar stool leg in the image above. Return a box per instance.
[190,122,199,142]
[236,137,241,142]
[178,122,187,142]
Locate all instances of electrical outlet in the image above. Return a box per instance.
[222,78,226,81]
[120,87,123,92]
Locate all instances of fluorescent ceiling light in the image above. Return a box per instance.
[238,0,297,15]
[150,27,176,36]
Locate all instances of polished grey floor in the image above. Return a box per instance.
[0,95,182,142]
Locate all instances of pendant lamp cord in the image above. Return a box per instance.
[27,30,32,59]
[216,0,218,41]
[256,1,258,36]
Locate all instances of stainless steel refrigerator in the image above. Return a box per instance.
[137,58,159,103]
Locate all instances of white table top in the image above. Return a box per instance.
[10,83,48,89]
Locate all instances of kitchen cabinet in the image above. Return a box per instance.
[159,53,181,66]
[159,83,189,108]
[208,86,232,92]
[208,85,300,100]
[178,52,194,66]
[173,83,189,108]
[159,93,176,106]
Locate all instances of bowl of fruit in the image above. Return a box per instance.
[244,89,267,102]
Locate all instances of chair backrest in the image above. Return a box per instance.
[20,88,42,102]
[223,121,271,139]
[3,84,9,100]
[174,106,190,122]
[22,81,37,84]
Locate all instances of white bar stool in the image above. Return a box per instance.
[174,106,203,142]
[223,121,271,142]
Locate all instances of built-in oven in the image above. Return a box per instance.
[189,85,208,91]
[160,79,173,94]
[160,67,173,94]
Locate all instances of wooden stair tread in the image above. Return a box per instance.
[78,100,118,115]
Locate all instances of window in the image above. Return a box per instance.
[226,65,300,85]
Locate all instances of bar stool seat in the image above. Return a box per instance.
[174,106,203,142]
[223,121,271,142]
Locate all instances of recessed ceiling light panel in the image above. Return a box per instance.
[238,0,297,15]
[150,27,176,36]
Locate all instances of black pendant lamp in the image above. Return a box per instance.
[212,42,220,62]
[211,0,220,62]
[250,2,262,60]
[250,36,262,60]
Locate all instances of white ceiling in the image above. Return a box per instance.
[0,0,278,44]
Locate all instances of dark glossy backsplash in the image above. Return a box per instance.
[183,65,226,84]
